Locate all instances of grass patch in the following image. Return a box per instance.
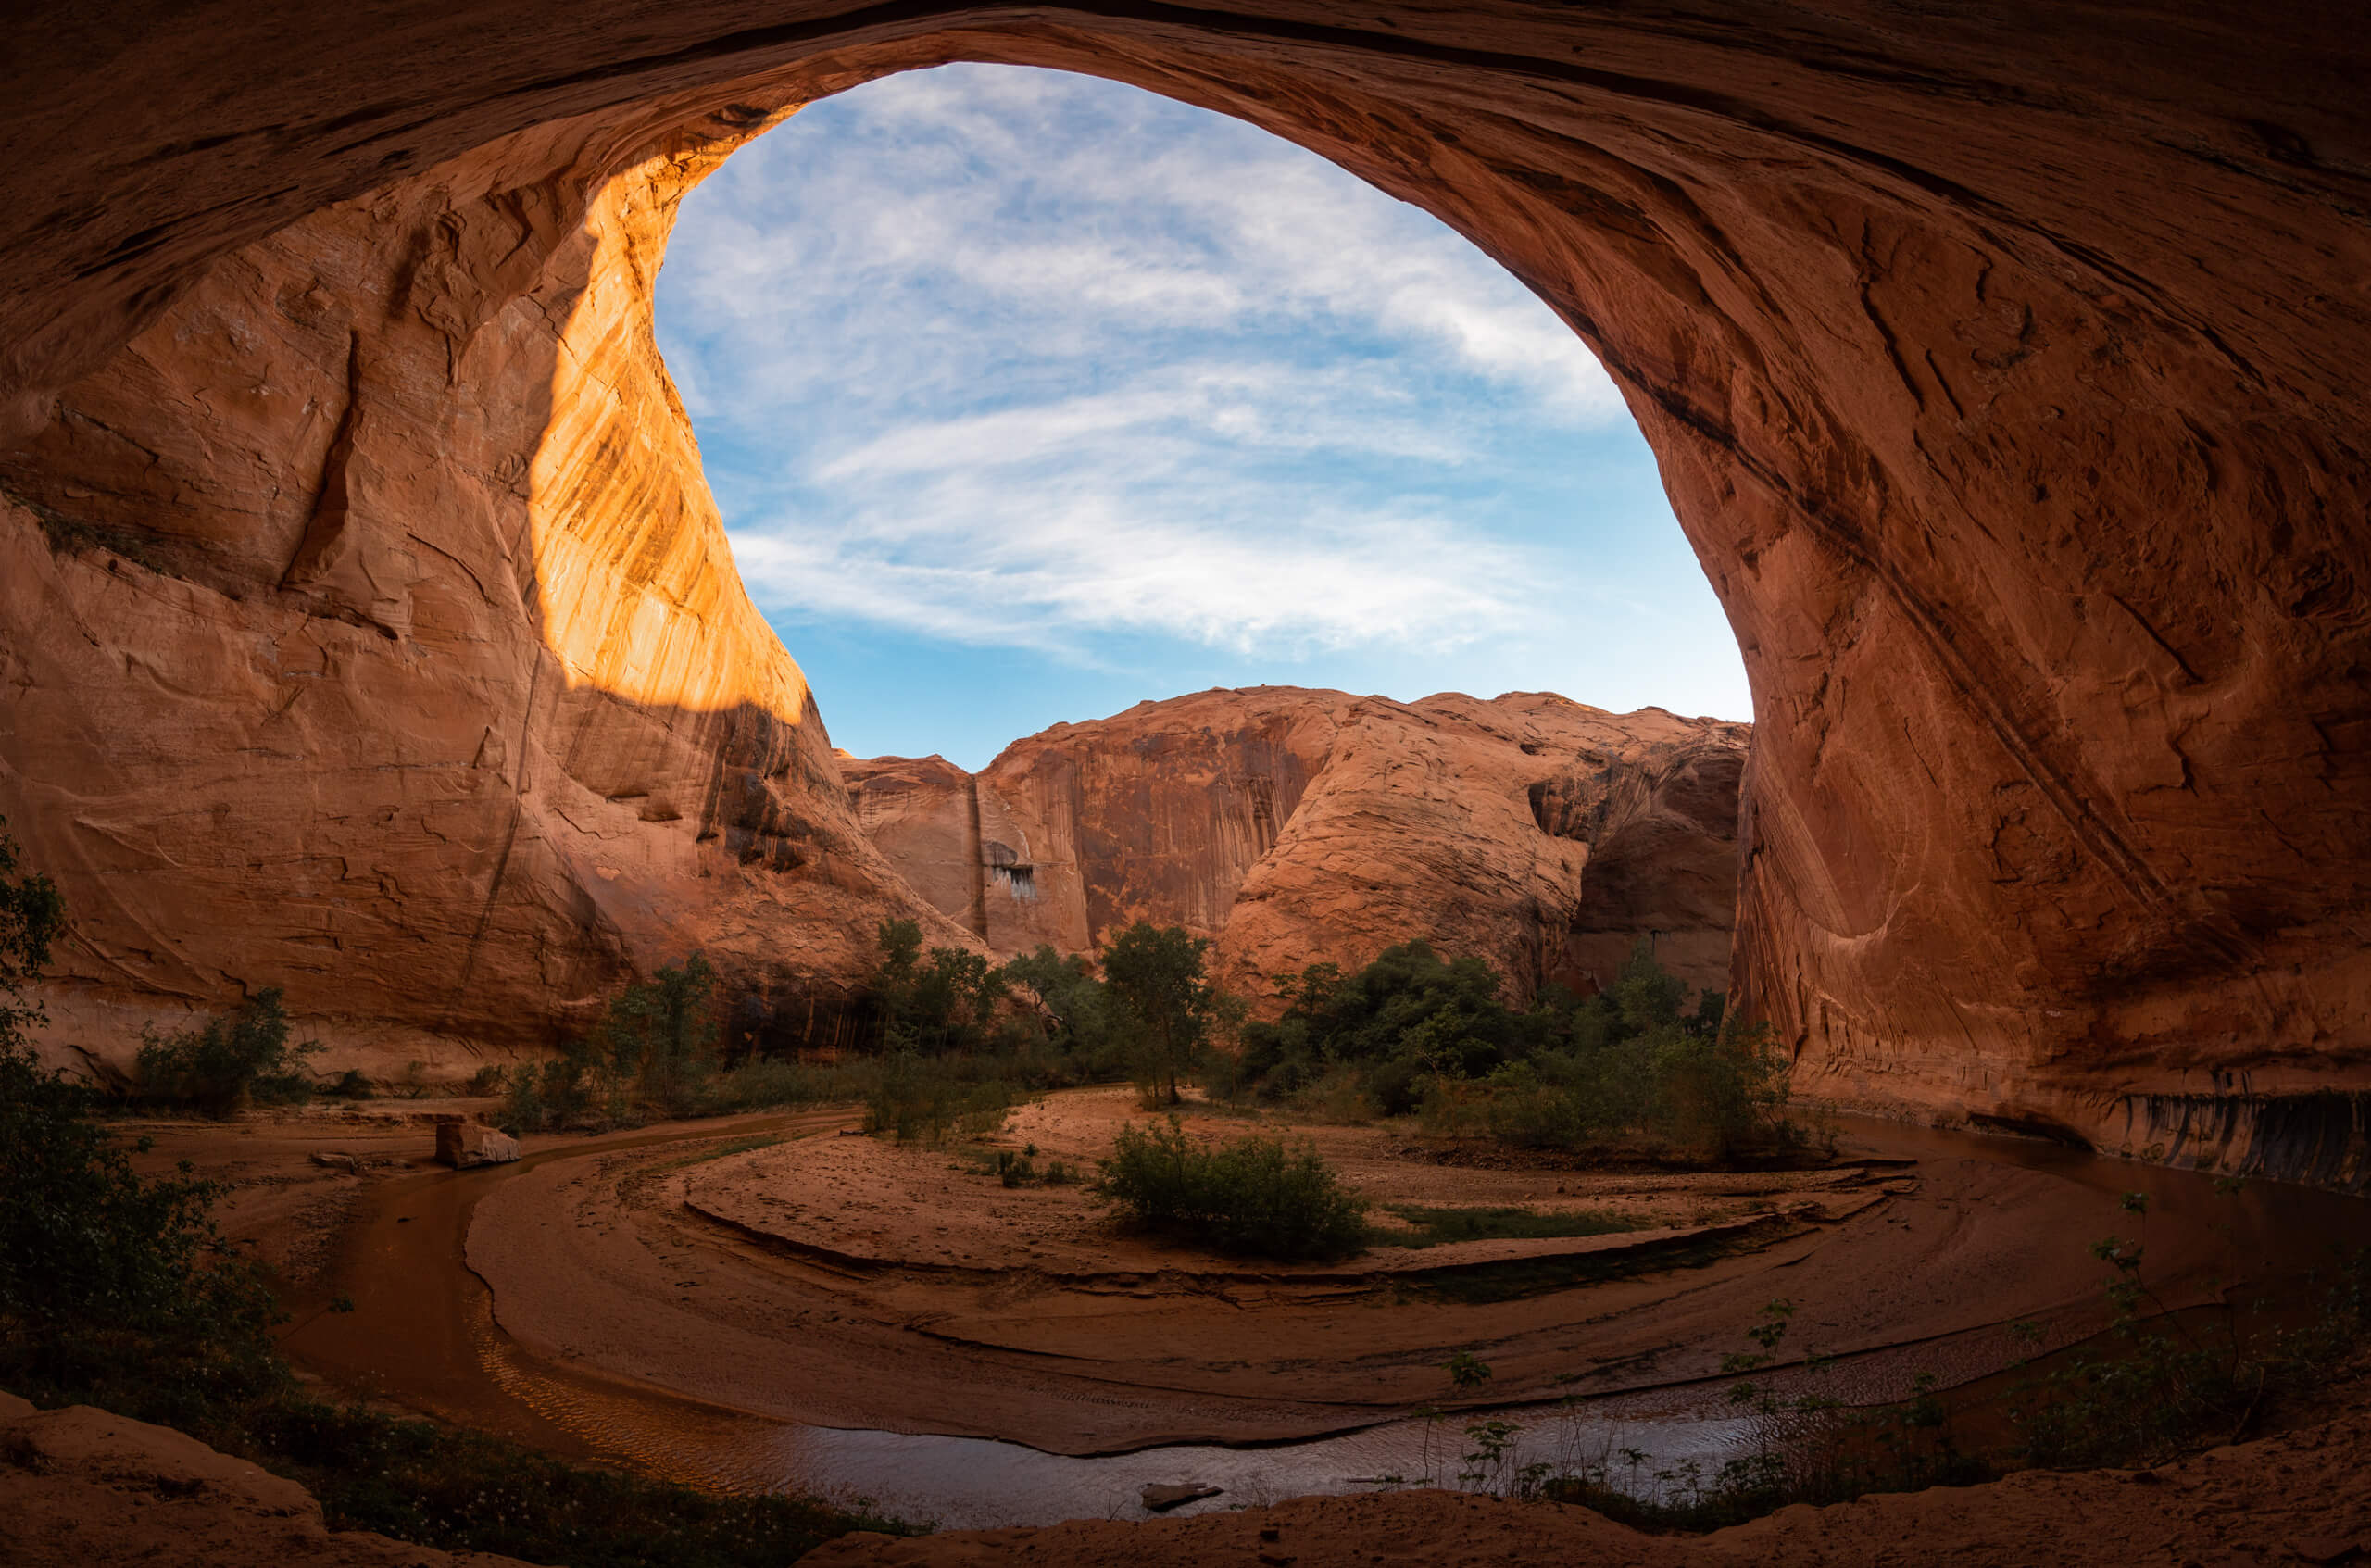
[1399,1230,1760,1305]
[649,1133,786,1173]
[1375,1204,1646,1249]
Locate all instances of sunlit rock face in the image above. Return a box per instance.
[2,3,2366,1170]
[846,688,1749,1004]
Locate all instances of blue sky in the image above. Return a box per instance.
[655,65,1750,770]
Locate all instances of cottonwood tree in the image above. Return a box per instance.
[1101,921,1230,1106]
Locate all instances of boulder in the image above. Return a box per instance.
[433,1123,520,1169]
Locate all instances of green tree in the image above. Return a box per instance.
[997,945,1123,1078]
[912,946,997,1050]
[1101,922,1224,1106]
[0,819,282,1424]
[596,953,719,1115]
[1612,936,1687,1033]
[0,816,63,1040]
[869,918,923,1047]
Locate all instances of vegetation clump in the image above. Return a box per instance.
[1098,1114,1368,1261]
[501,954,731,1132]
[1234,938,1809,1163]
[863,1049,1022,1145]
[1478,1195,2371,1531]
[1099,921,1238,1107]
[132,988,321,1115]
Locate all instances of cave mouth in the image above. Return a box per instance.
[649,61,1752,771]
[1,6,2364,1173]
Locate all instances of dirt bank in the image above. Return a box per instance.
[0,1390,536,1568]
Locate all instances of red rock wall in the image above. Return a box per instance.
[2,4,2366,1169]
[844,688,1749,1004]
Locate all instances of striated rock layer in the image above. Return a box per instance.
[845,687,1748,1005]
[1,4,2368,1173]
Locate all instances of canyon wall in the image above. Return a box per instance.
[1,4,2367,1173]
[0,84,974,1078]
[845,687,1750,1004]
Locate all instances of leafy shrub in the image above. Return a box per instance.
[596,953,720,1117]
[995,944,1131,1084]
[0,821,285,1429]
[251,1401,902,1567]
[496,957,724,1133]
[496,1048,590,1135]
[133,988,321,1115]
[321,1069,374,1100]
[1098,1115,1368,1261]
[463,1063,507,1097]
[869,920,1010,1054]
[694,1055,875,1115]
[853,923,1211,1099]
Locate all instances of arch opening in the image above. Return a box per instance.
[652,62,1750,766]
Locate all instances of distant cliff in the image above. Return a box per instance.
[841,688,1748,1006]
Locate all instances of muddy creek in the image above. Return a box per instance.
[278,1101,2371,1529]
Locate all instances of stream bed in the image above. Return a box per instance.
[288,1110,2371,1530]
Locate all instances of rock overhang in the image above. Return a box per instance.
[0,2,2364,1175]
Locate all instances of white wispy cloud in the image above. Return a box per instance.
[729,490,1533,658]
[657,63,1629,665]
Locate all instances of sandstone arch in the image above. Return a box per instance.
[2,4,2365,1173]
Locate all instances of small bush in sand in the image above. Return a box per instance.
[1098,1115,1368,1261]
[320,1068,373,1100]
